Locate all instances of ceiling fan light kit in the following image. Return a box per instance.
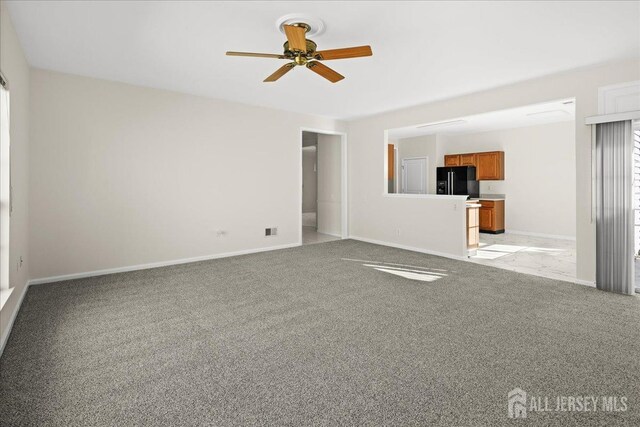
[226,18,372,83]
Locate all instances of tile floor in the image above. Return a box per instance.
[468,233,576,282]
[302,212,316,227]
[302,226,341,245]
[302,212,341,245]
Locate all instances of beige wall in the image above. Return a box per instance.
[350,127,469,257]
[348,59,640,283]
[29,69,344,280]
[317,134,341,236]
[440,121,576,238]
[0,1,30,348]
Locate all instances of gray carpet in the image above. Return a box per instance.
[1,239,639,426]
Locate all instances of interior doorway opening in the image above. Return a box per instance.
[301,130,345,245]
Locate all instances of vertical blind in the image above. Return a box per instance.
[595,120,634,295]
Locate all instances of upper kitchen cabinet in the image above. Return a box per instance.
[476,151,504,180]
[443,150,504,180]
[460,153,476,166]
[444,155,460,166]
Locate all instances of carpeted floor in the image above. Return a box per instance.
[1,240,639,426]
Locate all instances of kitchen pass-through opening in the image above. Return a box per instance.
[384,99,578,283]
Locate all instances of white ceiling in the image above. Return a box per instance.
[6,1,640,120]
[388,99,575,139]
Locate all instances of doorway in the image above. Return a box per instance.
[301,130,346,245]
[302,133,318,230]
[401,157,428,194]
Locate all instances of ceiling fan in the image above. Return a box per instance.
[226,23,372,83]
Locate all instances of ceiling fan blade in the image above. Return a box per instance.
[283,25,307,53]
[306,62,344,83]
[264,63,295,82]
[314,45,373,60]
[226,51,285,59]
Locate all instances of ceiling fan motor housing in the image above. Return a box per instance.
[283,39,317,59]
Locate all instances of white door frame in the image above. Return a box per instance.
[394,146,399,193]
[299,128,348,244]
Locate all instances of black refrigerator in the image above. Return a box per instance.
[436,166,479,197]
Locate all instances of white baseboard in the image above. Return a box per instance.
[0,281,29,358]
[29,242,301,286]
[349,236,467,261]
[506,230,576,241]
[318,230,343,238]
[574,278,596,288]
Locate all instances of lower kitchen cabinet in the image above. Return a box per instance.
[479,200,505,233]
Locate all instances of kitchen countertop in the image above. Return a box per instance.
[477,193,505,201]
[469,194,505,201]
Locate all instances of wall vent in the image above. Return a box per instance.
[265,227,278,236]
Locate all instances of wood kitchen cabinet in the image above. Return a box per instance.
[444,155,460,166]
[460,153,476,166]
[476,151,504,180]
[479,200,505,234]
[442,151,504,180]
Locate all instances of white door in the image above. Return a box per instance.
[402,157,427,194]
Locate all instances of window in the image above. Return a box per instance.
[0,75,10,296]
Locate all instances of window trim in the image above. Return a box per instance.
[0,77,11,294]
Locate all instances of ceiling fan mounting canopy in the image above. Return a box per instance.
[288,22,311,33]
[226,21,373,83]
[276,14,325,37]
